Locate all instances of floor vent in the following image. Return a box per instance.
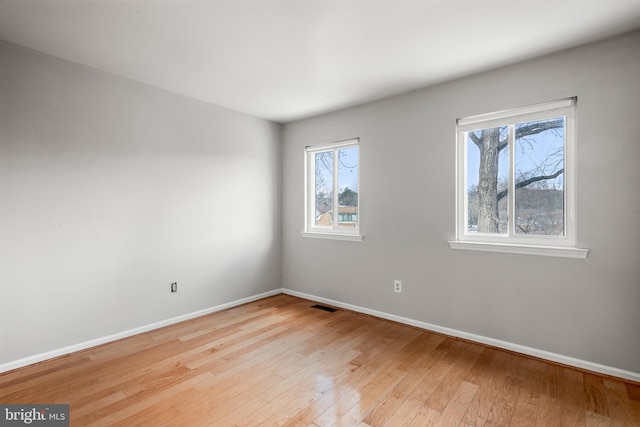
[311,304,338,313]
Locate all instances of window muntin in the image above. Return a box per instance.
[305,139,360,237]
[456,98,576,247]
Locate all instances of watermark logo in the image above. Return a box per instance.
[0,405,69,426]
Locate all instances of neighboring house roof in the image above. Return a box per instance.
[316,206,358,226]
[316,212,332,226]
[338,206,357,214]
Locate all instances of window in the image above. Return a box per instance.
[303,138,361,241]
[450,98,588,258]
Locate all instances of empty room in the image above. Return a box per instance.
[1,1,639,426]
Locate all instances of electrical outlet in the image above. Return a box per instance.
[171,282,177,293]
[394,280,402,293]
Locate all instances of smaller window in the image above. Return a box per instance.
[303,138,361,241]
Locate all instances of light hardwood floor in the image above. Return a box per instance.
[1,294,639,426]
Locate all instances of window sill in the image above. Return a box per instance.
[448,241,588,259]
[301,231,363,242]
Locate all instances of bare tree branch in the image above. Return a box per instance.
[469,131,481,147]
[497,168,564,202]
[515,119,563,138]
[498,137,508,152]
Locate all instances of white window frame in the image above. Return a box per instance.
[449,98,588,259]
[302,138,362,242]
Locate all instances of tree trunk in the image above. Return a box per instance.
[477,128,501,233]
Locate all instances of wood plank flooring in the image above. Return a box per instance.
[1,294,639,426]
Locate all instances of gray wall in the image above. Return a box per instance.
[283,31,640,374]
[2,30,638,376]
[0,42,282,365]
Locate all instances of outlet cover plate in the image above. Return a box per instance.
[394,280,402,293]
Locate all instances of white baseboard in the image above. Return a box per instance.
[282,289,640,383]
[4,287,638,383]
[0,289,282,374]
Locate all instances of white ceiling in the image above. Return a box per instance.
[1,1,639,123]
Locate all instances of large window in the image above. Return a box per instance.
[450,98,587,258]
[303,138,361,241]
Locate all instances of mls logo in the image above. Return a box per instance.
[1,404,69,426]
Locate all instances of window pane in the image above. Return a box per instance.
[466,127,508,233]
[514,118,565,235]
[314,151,333,227]
[337,146,358,228]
